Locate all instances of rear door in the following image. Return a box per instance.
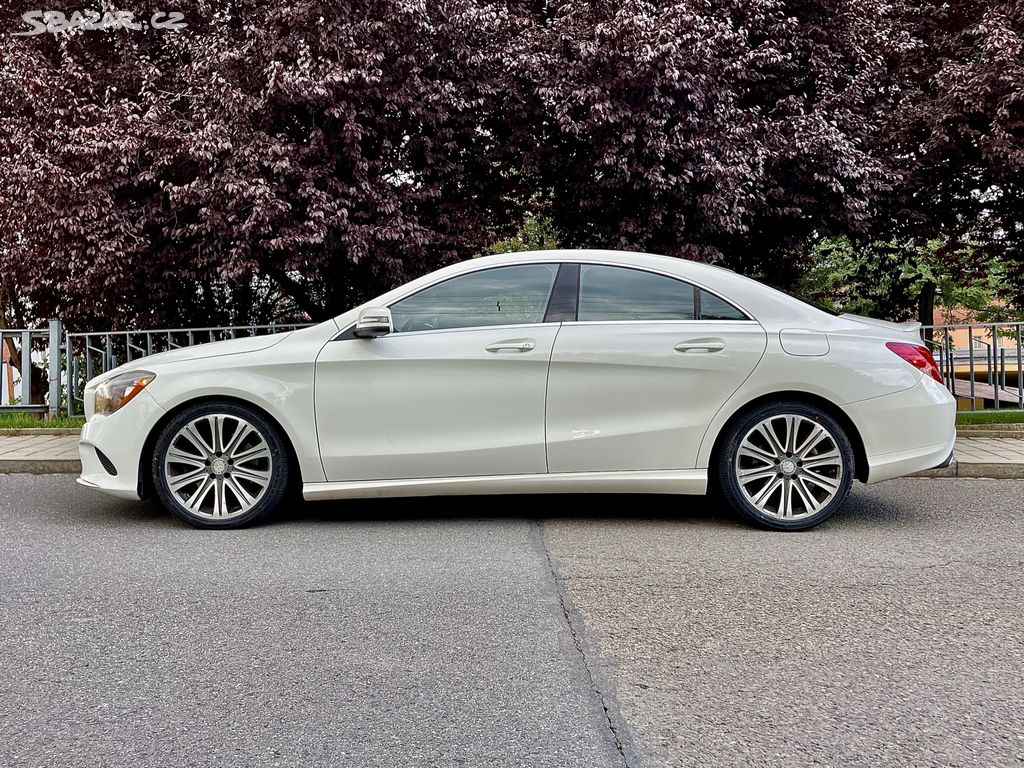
[545,264,767,472]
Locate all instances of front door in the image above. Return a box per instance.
[314,264,562,482]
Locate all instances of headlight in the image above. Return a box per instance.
[92,370,156,416]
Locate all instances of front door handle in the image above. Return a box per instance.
[486,340,536,353]
[675,340,725,353]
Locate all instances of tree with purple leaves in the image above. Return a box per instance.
[532,1,894,272]
[0,1,1020,331]
[1,1,542,327]
[879,0,1024,320]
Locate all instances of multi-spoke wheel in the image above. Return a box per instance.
[717,402,854,531]
[152,403,290,528]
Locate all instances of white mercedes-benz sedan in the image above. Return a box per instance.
[78,249,956,530]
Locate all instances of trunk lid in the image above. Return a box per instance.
[839,313,923,338]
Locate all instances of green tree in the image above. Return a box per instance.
[798,236,1017,326]
[487,217,560,255]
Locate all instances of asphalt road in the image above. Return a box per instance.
[0,476,1021,768]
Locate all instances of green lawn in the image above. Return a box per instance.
[0,413,85,429]
[956,410,1024,425]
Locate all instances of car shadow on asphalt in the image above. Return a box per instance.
[68,478,921,531]
[67,492,729,530]
[275,492,740,527]
[271,485,919,531]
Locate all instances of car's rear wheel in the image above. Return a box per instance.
[152,402,290,528]
[717,402,854,531]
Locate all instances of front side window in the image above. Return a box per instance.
[390,264,558,333]
[578,265,695,321]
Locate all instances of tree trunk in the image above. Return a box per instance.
[919,280,936,343]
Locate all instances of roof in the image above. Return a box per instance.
[335,248,843,329]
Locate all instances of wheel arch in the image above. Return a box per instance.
[706,391,869,484]
[138,395,302,499]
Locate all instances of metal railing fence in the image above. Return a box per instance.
[0,321,61,413]
[2,318,1023,419]
[64,323,314,416]
[921,322,1024,411]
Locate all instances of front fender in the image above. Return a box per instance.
[140,324,337,484]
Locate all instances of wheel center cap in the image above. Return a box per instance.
[780,459,797,476]
[211,458,227,475]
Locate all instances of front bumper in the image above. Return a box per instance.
[843,375,958,484]
[78,388,166,500]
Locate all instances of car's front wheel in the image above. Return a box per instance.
[717,402,854,531]
[152,402,290,528]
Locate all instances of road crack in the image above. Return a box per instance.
[534,520,632,768]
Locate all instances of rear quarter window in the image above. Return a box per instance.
[699,290,748,320]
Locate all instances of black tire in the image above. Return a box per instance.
[716,401,855,531]
[152,401,290,528]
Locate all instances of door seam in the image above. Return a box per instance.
[543,323,564,474]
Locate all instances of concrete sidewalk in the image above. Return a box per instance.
[0,434,82,474]
[0,433,1022,478]
[923,437,1024,478]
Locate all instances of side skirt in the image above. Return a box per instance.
[302,469,707,501]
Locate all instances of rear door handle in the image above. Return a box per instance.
[675,340,725,353]
[486,340,536,353]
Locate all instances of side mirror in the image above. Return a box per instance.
[354,307,393,338]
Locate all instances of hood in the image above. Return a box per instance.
[840,313,923,338]
[115,331,293,371]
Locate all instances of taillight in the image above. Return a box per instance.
[886,342,943,383]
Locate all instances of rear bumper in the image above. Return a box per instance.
[862,438,957,484]
[932,449,955,471]
[843,375,958,484]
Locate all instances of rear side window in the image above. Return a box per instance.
[698,290,747,320]
[578,265,695,321]
[390,264,558,333]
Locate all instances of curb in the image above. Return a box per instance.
[913,461,1024,479]
[0,428,82,437]
[0,459,82,474]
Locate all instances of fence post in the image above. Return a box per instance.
[21,329,31,409]
[47,319,61,420]
[66,330,74,418]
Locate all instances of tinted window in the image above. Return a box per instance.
[699,290,747,320]
[391,264,558,333]
[578,265,695,321]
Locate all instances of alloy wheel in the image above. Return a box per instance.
[162,414,273,519]
[734,414,844,520]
